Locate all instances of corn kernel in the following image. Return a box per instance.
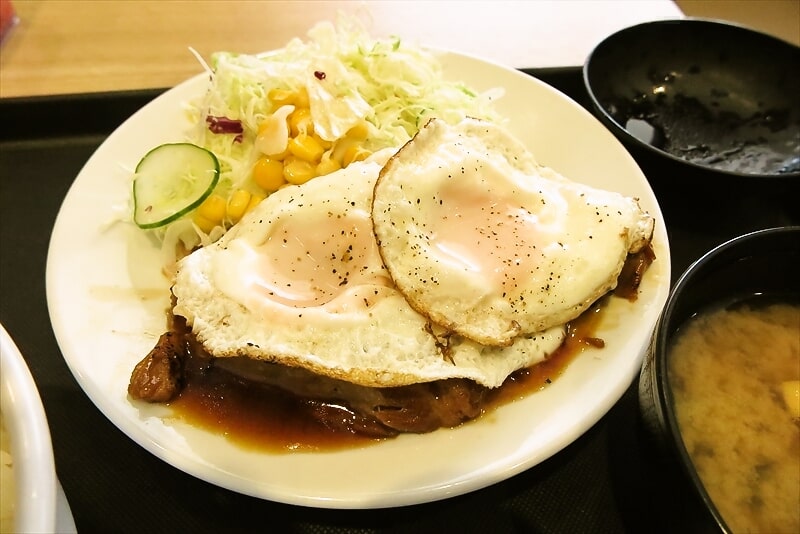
[283,157,316,185]
[313,133,333,150]
[781,380,800,418]
[196,194,227,223]
[268,88,295,108]
[342,144,371,167]
[331,137,355,164]
[268,147,290,161]
[316,157,342,177]
[289,107,314,137]
[193,213,217,234]
[252,157,286,192]
[346,121,370,140]
[288,133,325,163]
[294,87,310,108]
[246,192,266,214]
[227,189,252,223]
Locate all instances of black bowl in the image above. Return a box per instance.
[583,19,800,234]
[638,226,800,533]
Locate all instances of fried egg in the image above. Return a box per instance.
[172,150,565,389]
[372,118,654,347]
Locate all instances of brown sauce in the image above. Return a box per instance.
[167,296,609,453]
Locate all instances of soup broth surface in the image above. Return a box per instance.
[668,300,800,533]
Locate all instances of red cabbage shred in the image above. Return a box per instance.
[206,115,244,142]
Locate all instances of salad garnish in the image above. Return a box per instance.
[131,18,505,270]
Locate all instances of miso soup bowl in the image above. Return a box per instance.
[638,226,800,533]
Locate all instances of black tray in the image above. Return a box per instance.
[1,68,794,534]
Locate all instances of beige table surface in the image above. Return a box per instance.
[0,1,797,99]
[0,0,690,98]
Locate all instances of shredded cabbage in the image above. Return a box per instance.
[146,18,505,265]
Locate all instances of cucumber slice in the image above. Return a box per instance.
[133,143,220,229]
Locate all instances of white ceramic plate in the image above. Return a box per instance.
[46,50,671,509]
[0,324,58,532]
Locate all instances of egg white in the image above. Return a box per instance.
[172,150,565,388]
[372,118,654,346]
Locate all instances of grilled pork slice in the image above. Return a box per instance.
[127,332,186,403]
[128,325,486,436]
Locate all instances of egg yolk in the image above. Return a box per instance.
[213,209,392,310]
[426,156,565,298]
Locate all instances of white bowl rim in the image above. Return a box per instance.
[0,323,58,533]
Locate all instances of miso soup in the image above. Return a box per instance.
[668,301,800,533]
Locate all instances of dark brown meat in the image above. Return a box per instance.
[127,326,487,435]
[127,332,186,402]
[303,401,401,438]
[214,357,487,435]
[361,379,484,433]
[614,244,656,300]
